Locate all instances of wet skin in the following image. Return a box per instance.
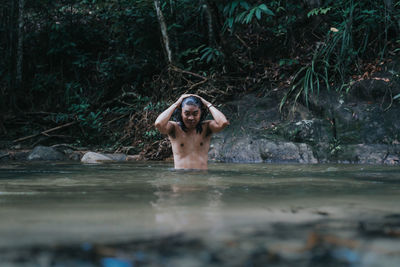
[168,105,212,170]
[154,94,229,170]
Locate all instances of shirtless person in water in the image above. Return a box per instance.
[155,94,229,170]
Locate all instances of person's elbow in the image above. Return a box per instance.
[154,119,163,131]
[221,119,230,129]
[154,120,168,134]
[216,119,229,131]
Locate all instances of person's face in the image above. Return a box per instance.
[181,104,201,130]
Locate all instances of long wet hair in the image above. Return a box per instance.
[173,96,208,133]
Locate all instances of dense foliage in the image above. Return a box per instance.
[1,0,399,150]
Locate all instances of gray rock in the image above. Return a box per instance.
[27,146,66,161]
[337,144,387,164]
[68,152,83,161]
[259,140,318,163]
[384,155,400,165]
[210,135,263,163]
[81,152,126,163]
[209,135,317,163]
[333,144,399,165]
[81,152,113,163]
[12,151,30,161]
[280,119,333,144]
[104,153,127,161]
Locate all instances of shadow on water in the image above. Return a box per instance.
[0,162,400,266]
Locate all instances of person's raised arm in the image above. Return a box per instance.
[154,94,189,135]
[197,95,229,133]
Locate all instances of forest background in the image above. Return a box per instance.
[1,0,399,159]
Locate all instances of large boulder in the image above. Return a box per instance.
[259,140,317,163]
[81,152,112,163]
[12,151,30,161]
[208,93,319,163]
[27,146,66,161]
[209,135,317,163]
[81,152,126,163]
[305,79,400,146]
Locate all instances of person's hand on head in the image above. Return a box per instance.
[175,94,192,106]
[194,95,211,107]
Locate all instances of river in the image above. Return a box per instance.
[0,162,399,266]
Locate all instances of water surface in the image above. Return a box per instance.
[1,162,400,265]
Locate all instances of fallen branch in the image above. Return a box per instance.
[105,113,130,126]
[13,121,77,143]
[234,33,250,50]
[189,78,208,90]
[170,65,208,81]
[51,144,84,151]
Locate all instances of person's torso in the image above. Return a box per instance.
[169,122,211,169]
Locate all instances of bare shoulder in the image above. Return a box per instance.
[202,120,213,137]
[167,121,178,139]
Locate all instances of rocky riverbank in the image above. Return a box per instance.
[209,74,400,165]
[0,146,136,164]
[1,71,400,165]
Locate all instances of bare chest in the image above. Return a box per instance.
[169,130,211,155]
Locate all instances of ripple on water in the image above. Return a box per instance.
[0,191,39,195]
[6,170,73,174]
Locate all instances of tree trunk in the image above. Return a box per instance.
[384,0,393,10]
[9,0,18,110]
[202,0,214,46]
[16,0,24,90]
[169,0,179,56]
[154,0,173,64]
[204,0,237,72]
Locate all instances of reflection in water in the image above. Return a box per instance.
[203,176,226,234]
[150,171,227,234]
[0,161,400,253]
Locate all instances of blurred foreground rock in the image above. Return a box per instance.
[1,214,399,267]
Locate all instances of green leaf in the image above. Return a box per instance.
[244,8,256,24]
[227,17,234,28]
[240,1,250,10]
[235,11,247,22]
[258,4,274,16]
[255,8,261,20]
[307,7,331,18]
[206,53,213,63]
[200,49,211,61]
[394,93,400,100]
[230,1,239,16]
[361,10,377,15]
